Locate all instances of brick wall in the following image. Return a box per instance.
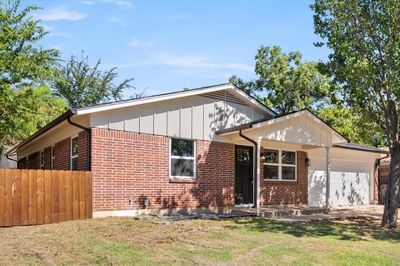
[17,130,89,171]
[91,128,235,211]
[260,150,308,205]
[43,146,52,170]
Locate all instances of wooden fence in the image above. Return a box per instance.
[0,169,92,227]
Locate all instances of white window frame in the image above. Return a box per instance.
[51,145,55,170]
[169,138,196,179]
[70,135,79,170]
[263,149,297,181]
[40,150,45,170]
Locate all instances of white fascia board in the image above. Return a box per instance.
[251,110,347,144]
[229,87,276,116]
[76,84,273,116]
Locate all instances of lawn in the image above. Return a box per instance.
[0,216,399,265]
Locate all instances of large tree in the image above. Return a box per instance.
[230,46,333,114]
[312,0,400,227]
[0,0,60,151]
[51,53,138,108]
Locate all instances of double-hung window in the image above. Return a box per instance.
[170,138,196,178]
[71,136,78,170]
[263,149,296,181]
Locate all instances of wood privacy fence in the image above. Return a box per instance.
[0,169,92,227]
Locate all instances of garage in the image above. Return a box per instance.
[307,144,386,207]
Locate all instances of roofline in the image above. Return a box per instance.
[4,109,76,156]
[75,83,276,116]
[333,144,389,154]
[216,108,349,143]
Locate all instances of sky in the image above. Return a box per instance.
[25,0,330,97]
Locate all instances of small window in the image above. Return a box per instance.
[263,150,296,181]
[170,138,195,178]
[71,136,78,170]
[51,145,55,170]
[40,151,44,169]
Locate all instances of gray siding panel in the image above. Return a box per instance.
[90,92,270,140]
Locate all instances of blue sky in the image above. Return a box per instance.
[27,0,329,97]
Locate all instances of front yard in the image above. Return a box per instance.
[1,216,399,265]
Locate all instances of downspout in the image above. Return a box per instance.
[238,130,259,214]
[67,116,91,171]
[375,153,390,204]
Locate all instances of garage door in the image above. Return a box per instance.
[308,158,371,207]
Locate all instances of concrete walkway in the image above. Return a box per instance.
[272,205,384,222]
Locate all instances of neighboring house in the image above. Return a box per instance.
[5,83,388,217]
[0,148,17,169]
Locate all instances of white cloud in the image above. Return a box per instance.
[129,38,155,47]
[154,53,253,72]
[43,25,73,38]
[82,0,133,8]
[35,6,86,21]
[108,15,126,25]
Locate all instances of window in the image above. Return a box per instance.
[170,138,196,178]
[51,145,55,170]
[71,136,78,170]
[263,149,296,181]
[40,151,45,169]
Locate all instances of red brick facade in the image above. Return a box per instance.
[260,150,308,205]
[91,128,235,211]
[17,130,88,171]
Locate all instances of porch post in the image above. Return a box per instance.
[325,147,331,208]
[256,138,261,216]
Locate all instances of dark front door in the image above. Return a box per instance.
[235,145,254,205]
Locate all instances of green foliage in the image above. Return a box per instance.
[51,53,136,108]
[312,0,400,226]
[0,0,61,150]
[316,106,385,147]
[230,46,333,114]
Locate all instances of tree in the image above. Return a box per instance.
[317,105,385,147]
[0,0,60,151]
[230,46,333,114]
[52,53,137,108]
[312,0,400,227]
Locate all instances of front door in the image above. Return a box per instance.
[235,145,254,205]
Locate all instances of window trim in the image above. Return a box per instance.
[263,149,297,181]
[70,135,78,170]
[40,150,45,170]
[169,138,196,179]
[51,145,55,170]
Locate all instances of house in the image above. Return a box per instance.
[4,83,388,217]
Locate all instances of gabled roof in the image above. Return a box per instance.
[74,83,277,116]
[334,143,389,154]
[216,108,349,145]
[4,83,276,156]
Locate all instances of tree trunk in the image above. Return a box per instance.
[382,149,400,228]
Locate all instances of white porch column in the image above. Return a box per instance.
[256,138,261,216]
[325,147,331,208]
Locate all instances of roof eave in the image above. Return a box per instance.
[4,109,76,156]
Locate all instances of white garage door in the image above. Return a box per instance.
[308,157,371,207]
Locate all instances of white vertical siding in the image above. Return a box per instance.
[90,94,269,140]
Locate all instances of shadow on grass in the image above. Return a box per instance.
[232,217,400,242]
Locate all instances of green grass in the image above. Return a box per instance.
[0,216,399,265]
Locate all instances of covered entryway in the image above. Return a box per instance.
[235,146,253,205]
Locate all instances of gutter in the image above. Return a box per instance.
[238,130,260,215]
[67,116,91,171]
